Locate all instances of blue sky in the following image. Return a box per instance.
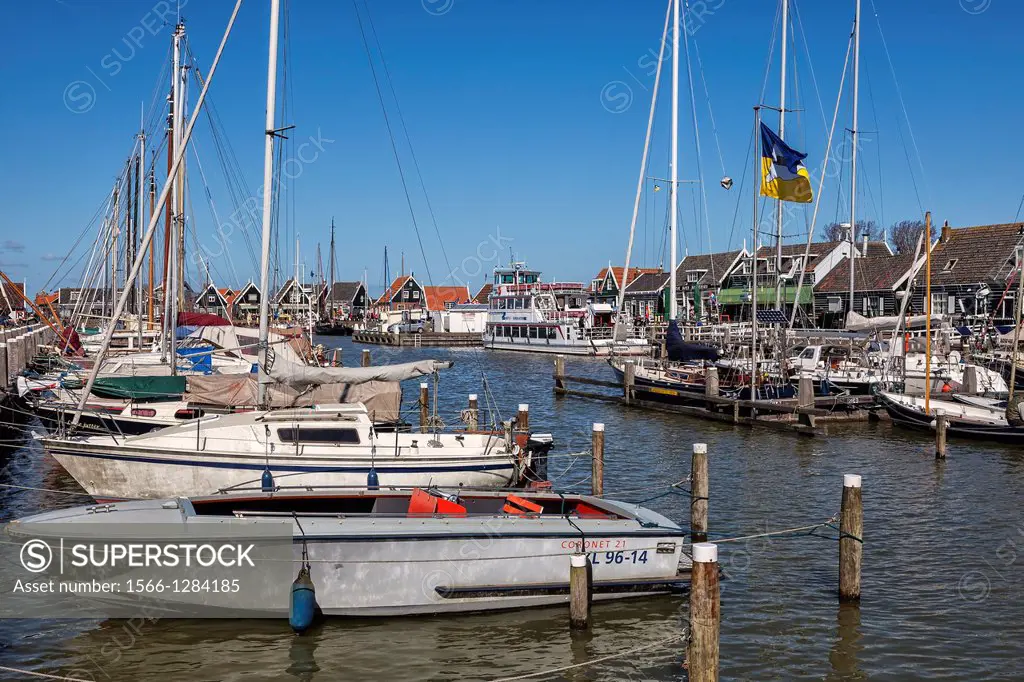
[1,0,1021,297]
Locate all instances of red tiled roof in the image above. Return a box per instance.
[423,286,471,311]
[593,266,662,289]
[472,283,492,304]
[377,275,412,305]
[217,288,236,306]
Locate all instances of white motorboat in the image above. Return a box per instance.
[8,487,690,616]
[40,403,525,500]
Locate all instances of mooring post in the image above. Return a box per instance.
[361,348,371,367]
[691,443,709,543]
[623,360,635,404]
[0,343,7,386]
[591,423,605,496]
[517,403,529,431]
[419,382,429,433]
[689,542,720,682]
[732,399,740,424]
[798,376,816,428]
[705,366,719,410]
[935,410,947,459]
[467,394,479,431]
[839,474,863,602]
[553,355,565,393]
[569,552,591,629]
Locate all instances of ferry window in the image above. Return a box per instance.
[277,428,361,444]
[548,327,557,339]
[511,326,521,338]
[529,327,538,339]
[497,298,506,310]
[502,274,515,284]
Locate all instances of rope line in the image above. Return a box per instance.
[0,666,95,682]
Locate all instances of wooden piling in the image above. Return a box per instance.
[935,411,947,459]
[553,355,565,393]
[591,423,605,497]
[704,366,719,409]
[0,343,6,385]
[623,361,635,404]
[839,474,863,602]
[517,403,529,431]
[688,542,720,682]
[798,376,816,428]
[569,553,591,629]
[467,394,479,431]
[361,348,371,367]
[691,443,709,543]
[419,382,429,433]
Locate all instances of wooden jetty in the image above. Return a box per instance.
[353,330,482,347]
[552,356,882,436]
[1,324,57,432]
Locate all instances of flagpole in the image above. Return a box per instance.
[668,0,680,321]
[751,106,761,396]
[775,0,788,311]
[849,0,861,315]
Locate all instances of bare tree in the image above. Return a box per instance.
[889,219,936,254]
[820,220,881,243]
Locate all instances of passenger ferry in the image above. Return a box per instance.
[483,263,649,356]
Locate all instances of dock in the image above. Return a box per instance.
[353,330,482,347]
[1,324,57,435]
[552,356,882,436]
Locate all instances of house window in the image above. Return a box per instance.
[686,272,699,284]
[412,290,420,300]
[69,290,80,302]
[208,295,217,303]
[248,293,257,302]
[828,296,843,312]
[943,259,958,272]
[931,293,949,315]
[402,290,409,301]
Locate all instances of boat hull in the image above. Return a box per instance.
[43,440,519,500]
[877,392,1024,444]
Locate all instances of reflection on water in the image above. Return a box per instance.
[827,603,865,682]
[0,339,1022,680]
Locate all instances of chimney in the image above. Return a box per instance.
[861,233,868,257]
[941,220,952,244]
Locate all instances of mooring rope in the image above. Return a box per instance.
[0,666,95,682]
[488,632,686,682]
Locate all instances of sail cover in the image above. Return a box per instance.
[844,311,943,332]
[184,375,402,422]
[266,358,453,389]
[665,320,720,362]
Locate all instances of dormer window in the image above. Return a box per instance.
[943,259,958,272]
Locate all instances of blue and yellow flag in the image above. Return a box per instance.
[760,122,812,203]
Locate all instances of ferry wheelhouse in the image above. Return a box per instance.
[483,263,649,356]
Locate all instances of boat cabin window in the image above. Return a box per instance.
[529,327,538,339]
[497,298,506,310]
[277,427,361,444]
[511,326,521,338]
[799,347,816,359]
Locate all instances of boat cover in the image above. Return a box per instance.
[665,320,720,362]
[183,375,401,421]
[177,312,231,326]
[265,358,453,389]
[91,375,188,400]
[844,310,943,332]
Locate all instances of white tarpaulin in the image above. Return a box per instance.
[184,375,402,422]
[266,358,453,389]
[844,311,943,332]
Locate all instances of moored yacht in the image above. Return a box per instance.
[40,402,524,501]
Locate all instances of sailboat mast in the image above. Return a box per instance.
[751,107,762,393]
[175,25,188,313]
[166,22,184,374]
[849,0,861,313]
[668,0,679,320]
[160,52,175,363]
[329,219,336,319]
[136,108,146,349]
[924,210,932,415]
[774,0,788,309]
[112,178,120,323]
[257,0,282,408]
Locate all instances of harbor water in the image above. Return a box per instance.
[1,338,1022,681]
